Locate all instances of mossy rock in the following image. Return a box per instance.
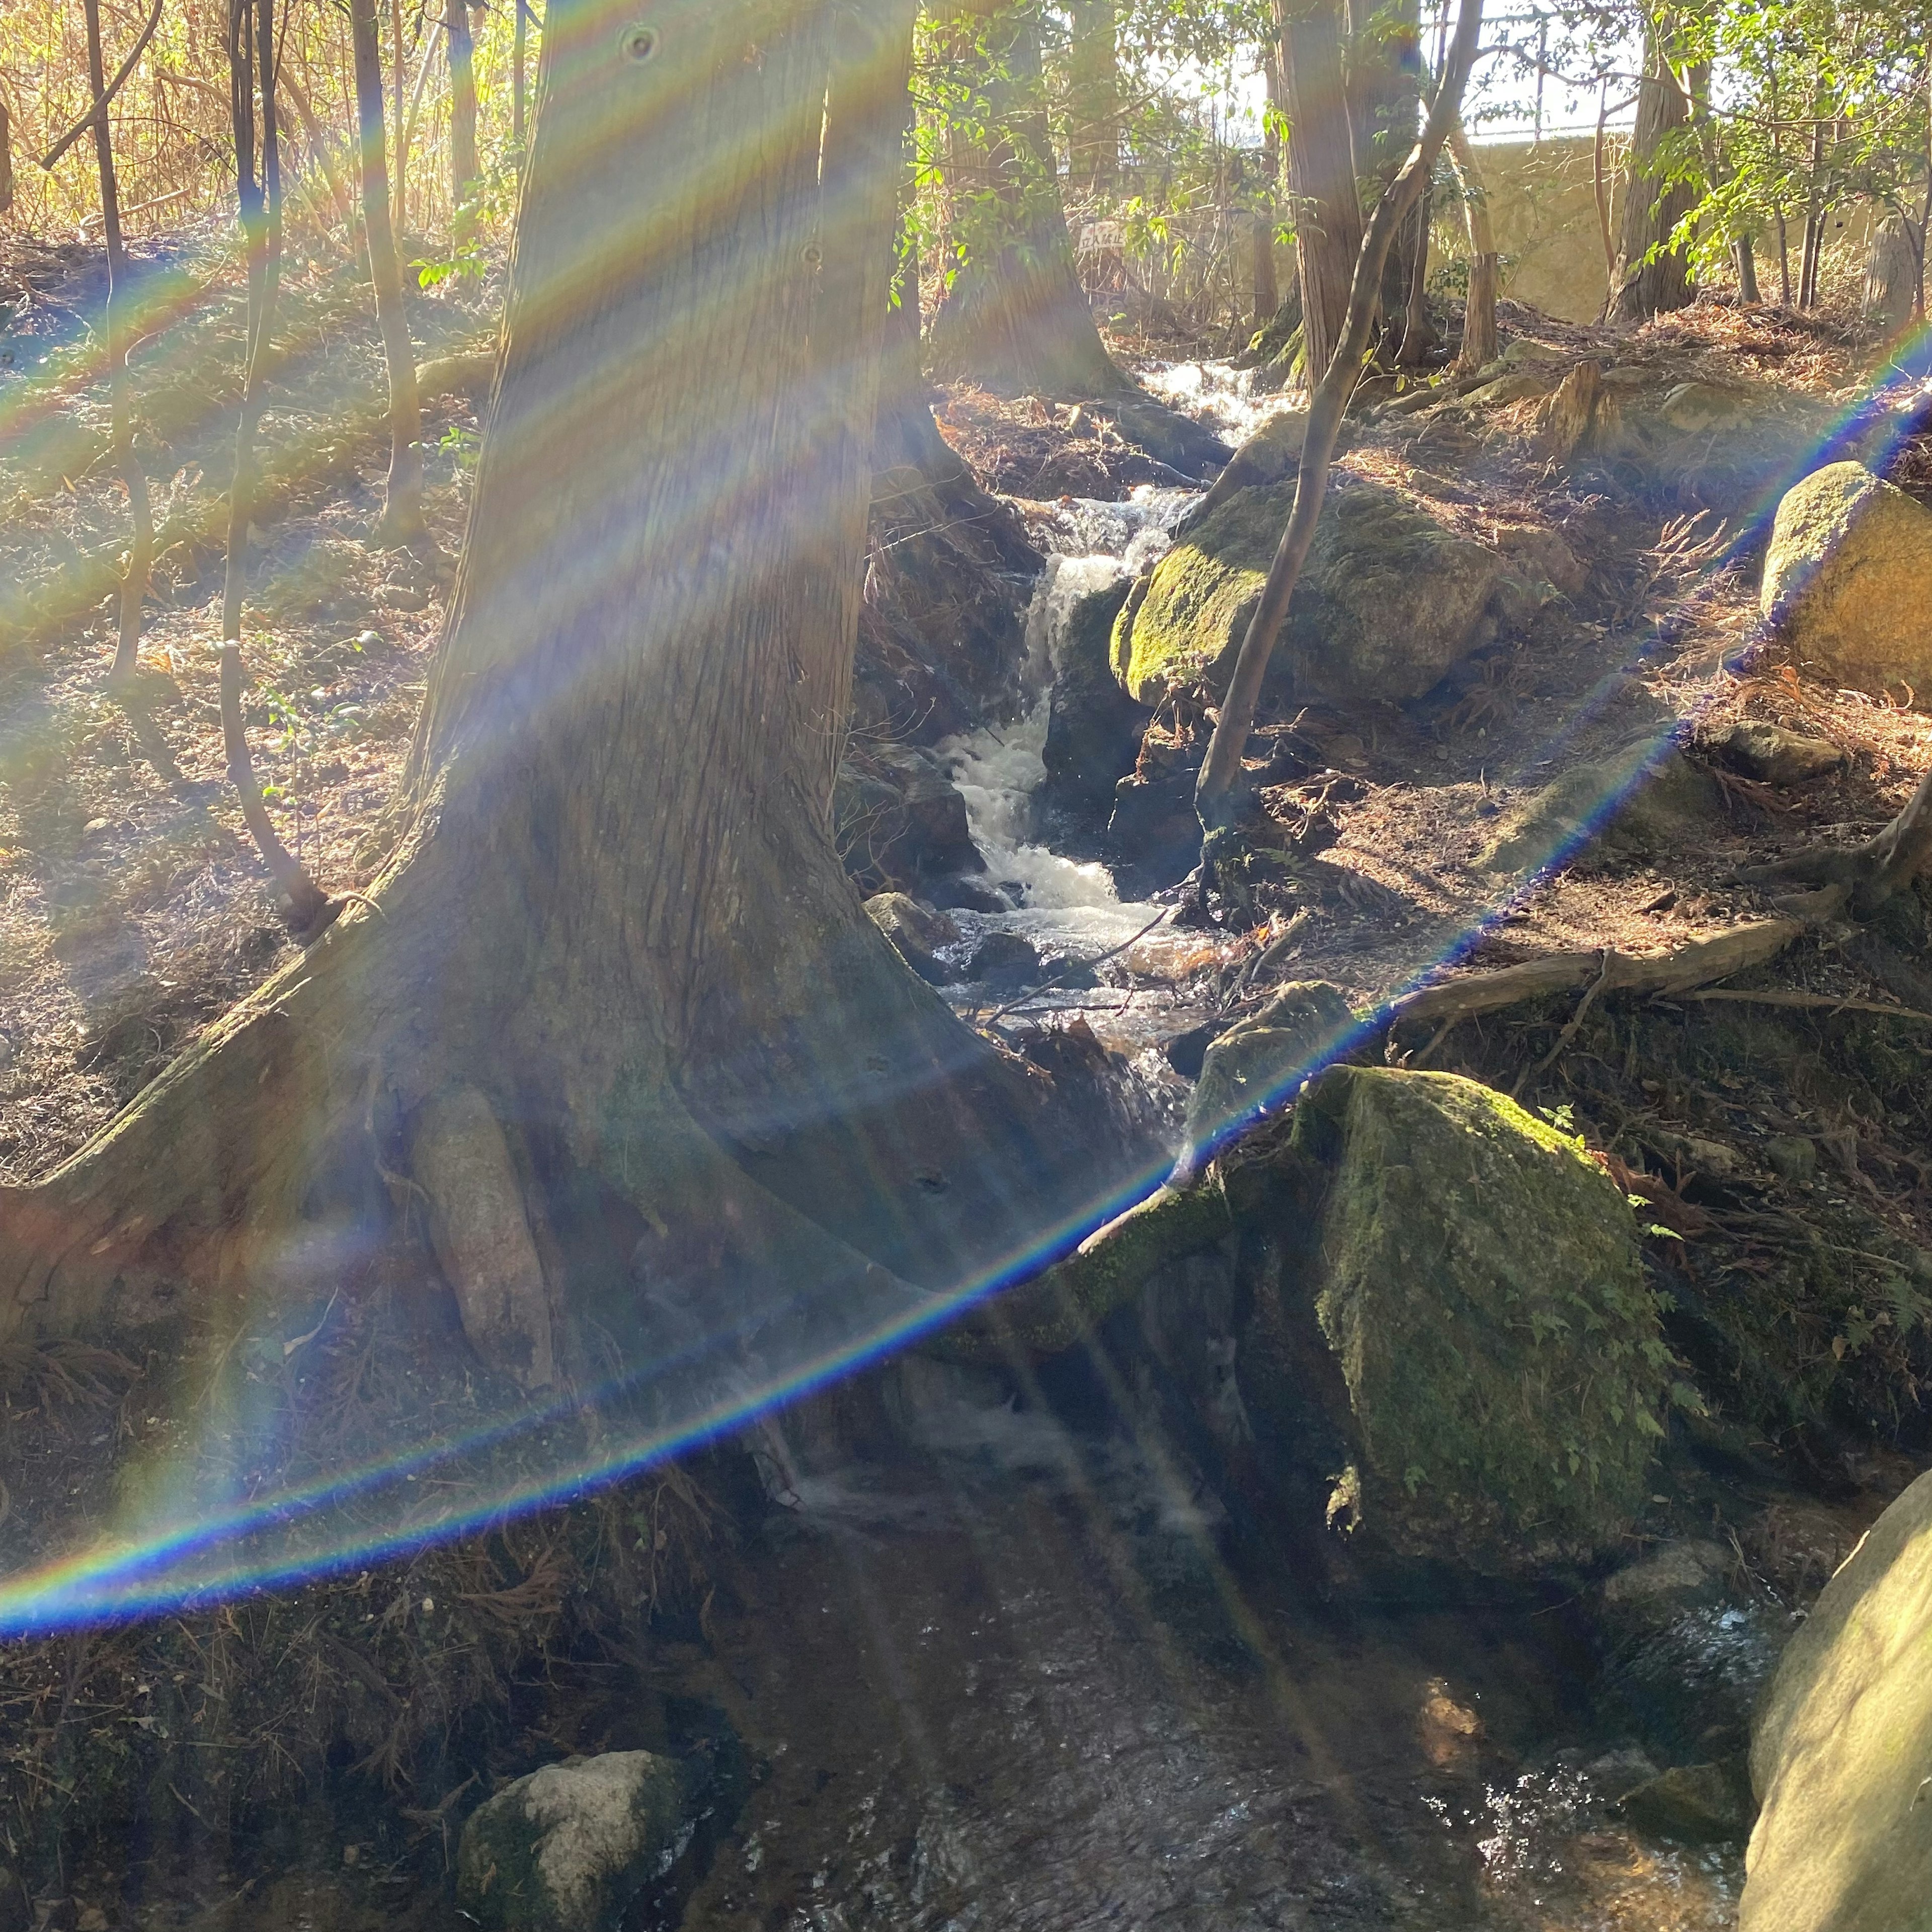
[1742,1468,1932,1932]
[1110,479,1501,707]
[1761,461,1932,701]
[456,1750,693,1932]
[1290,1066,1668,1563]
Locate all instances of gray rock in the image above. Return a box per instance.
[1619,1759,1754,1843]
[1763,1135,1818,1184]
[1039,569,1145,817]
[1484,737,1718,873]
[456,1751,692,1932]
[967,929,1040,986]
[1182,981,1356,1167]
[1713,719,1844,786]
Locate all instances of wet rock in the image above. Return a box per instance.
[1084,396,1233,480]
[864,892,960,984]
[1110,480,1501,708]
[1761,462,1932,700]
[1285,1066,1668,1565]
[1712,719,1845,785]
[1180,409,1311,527]
[967,929,1039,986]
[1619,1759,1754,1844]
[456,1750,693,1932]
[835,751,984,893]
[1182,981,1356,1169]
[1483,736,1717,873]
[1742,1469,1932,1932]
[1595,1541,1789,1764]
[1039,569,1145,818]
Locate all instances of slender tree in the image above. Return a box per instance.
[80,0,155,686]
[1195,0,1483,829]
[446,0,479,232]
[1447,116,1497,370]
[349,0,427,544]
[221,0,333,934]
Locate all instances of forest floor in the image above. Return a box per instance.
[5,217,1932,1929]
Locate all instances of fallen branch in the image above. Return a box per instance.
[1677,988,1932,1024]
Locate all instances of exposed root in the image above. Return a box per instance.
[1739,764,1932,916]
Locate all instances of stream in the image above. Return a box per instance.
[668,440,1747,1931]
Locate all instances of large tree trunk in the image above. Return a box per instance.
[349,0,427,544]
[1446,117,1497,371]
[926,0,1126,396]
[0,0,1124,1461]
[1613,51,1696,321]
[445,0,479,230]
[1065,0,1118,196]
[1279,0,1360,382]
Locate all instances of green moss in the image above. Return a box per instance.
[1292,1066,1668,1558]
[1112,480,1500,707]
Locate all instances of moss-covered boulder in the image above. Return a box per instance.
[1289,1066,1669,1562]
[1110,480,1502,707]
[457,1750,693,1932]
[1482,733,1718,873]
[1741,1468,1932,1932]
[1761,461,1932,700]
[1182,981,1357,1170]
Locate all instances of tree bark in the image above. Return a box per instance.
[926,0,1125,395]
[1194,0,1483,829]
[1251,49,1283,331]
[1446,118,1497,372]
[1344,0,1423,338]
[349,0,426,545]
[1279,0,1360,383]
[512,0,528,146]
[83,0,155,687]
[0,0,1129,1450]
[445,0,479,232]
[1612,49,1695,321]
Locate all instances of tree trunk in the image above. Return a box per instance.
[445,0,479,233]
[0,0,1125,1474]
[0,96,14,215]
[1065,0,1118,196]
[1279,0,1360,382]
[1735,232,1760,302]
[83,0,154,686]
[1251,49,1283,331]
[512,0,528,146]
[1344,0,1423,339]
[1397,177,1434,364]
[1446,118,1497,372]
[349,0,426,545]
[1612,53,1695,321]
[927,0,1125,396]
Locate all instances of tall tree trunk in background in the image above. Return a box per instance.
[349,0,426,544]
[1397,178,1434,363]
[1066,0,1118,195]
[0,97,14,215]
[1612,46,1695,320]
[0,0,1123,1469]
[83,0,154,686]
[1447,117,1497,371]
[1735,233,1759,301]
[1797,113,1825,307]
[446,0,479,235]
[927,0,1125,395]
[1344,0,1422,340]
[1279,0,1360,381]
[1251,50,1283,331]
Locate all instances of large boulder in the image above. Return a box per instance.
[1110,480,1502,708]
[1741,1470,1932,1932]
[1285,1066,1668,1563]
[1483,734,1718,873]
[456,1751,693,1932]
[1761,462,1932,700]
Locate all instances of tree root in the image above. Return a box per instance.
[1737,766,1932,917]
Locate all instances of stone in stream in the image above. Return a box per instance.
[456,1750,693,1932]
[966,929,1040,986]
[1741,1468,1932,1932]
[863,892,960,984]
[1277,1066,1669,1566]
[1110,479,1503,709]
[1761,461,1932,701]
[1180,981,1357,1170]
